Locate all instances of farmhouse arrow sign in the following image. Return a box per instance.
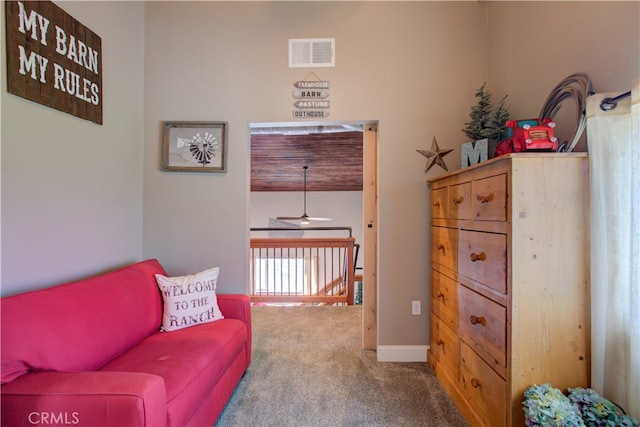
[293,80,330,89]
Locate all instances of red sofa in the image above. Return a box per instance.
[0,259,252,426]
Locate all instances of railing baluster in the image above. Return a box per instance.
[293,247,296,296]
[308,247,311,297]
[293,246,297,296]
[270,247,275,296]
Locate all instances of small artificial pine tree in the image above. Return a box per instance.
[485,94,510,141]
[462,83,493,141]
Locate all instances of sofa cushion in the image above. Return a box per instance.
[98,318,248,427]
[1,259,165,384]
[1,371,168,427]
[155,267,224,332]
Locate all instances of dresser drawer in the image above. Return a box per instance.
[431,226,458,273]
[460,341,507,427]
[459,230,507,294]
[431,271,457,331]
[472,174,507,221]
[430,315,460,379]
[449,183,471,219]
[459,285,507,371]
[430,187,448,218]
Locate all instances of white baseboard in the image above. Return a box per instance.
[376,345,429,362]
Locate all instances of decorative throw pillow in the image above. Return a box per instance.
[155,267,224,332]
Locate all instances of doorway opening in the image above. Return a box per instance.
[248,120,378,349]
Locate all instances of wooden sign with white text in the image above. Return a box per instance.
[4,1,103,124]
[293,81,330,89]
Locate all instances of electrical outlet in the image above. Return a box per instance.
[412,300,421,315]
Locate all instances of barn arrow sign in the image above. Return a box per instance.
[292,89,330,99]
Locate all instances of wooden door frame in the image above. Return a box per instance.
[362,122,378,349]
[248,120,378,349]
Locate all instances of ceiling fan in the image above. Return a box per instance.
[276,166,332,224]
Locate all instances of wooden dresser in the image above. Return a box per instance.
[427,153,590,427]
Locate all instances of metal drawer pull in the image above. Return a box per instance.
[437,339,444,346]
[470,315,487,326]
[433,201,441,207]
[470,252,486,262]
[436,292,445,300]
[470,378,481,389]
[452,196,464,205]
[477,193,494,204]
[437,244,445,251]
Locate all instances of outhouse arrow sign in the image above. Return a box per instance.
[293,110,330,118]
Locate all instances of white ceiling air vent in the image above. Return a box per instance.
[289,38,335,68]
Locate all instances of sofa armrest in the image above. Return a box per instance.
[217,294,252,365]
[1,371,167,427]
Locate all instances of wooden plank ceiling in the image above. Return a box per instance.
[251,131,363,191]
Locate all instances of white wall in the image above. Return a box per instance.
[0,1,146,295]
[142,1,489,347]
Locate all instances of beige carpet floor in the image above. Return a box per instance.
[215,305,467,427]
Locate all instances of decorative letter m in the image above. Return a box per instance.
[461,139,488,168]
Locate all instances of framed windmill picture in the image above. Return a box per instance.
[162,121,228,172]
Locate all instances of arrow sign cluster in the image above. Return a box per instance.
[292,79,330,118]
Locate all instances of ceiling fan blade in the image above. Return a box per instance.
[275,216,305,221]
[275,215,332,222]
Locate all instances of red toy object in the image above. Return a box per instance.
[495,118,558,156]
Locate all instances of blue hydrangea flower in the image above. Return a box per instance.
[523,384,584,426]
[568,387,639,427]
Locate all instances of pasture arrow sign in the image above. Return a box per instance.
[294,100,330,109]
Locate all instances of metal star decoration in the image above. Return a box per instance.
[417,136,454,173]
